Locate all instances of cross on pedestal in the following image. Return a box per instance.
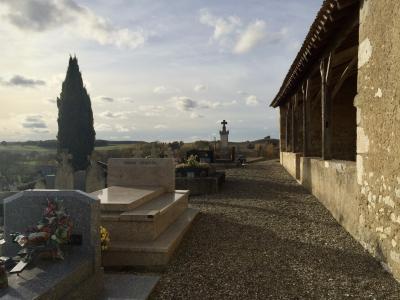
[221,120,228,131]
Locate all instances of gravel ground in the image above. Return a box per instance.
[150,160,400,299]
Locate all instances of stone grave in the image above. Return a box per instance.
[85,155,106,193]
[1,190,104,299]
[92,158,199,268]
[54,153,74,189]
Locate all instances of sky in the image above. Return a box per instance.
[0,0,322,142]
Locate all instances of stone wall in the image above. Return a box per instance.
[280,152,300,181]
[355,0,400,279]
[300,158,359,237]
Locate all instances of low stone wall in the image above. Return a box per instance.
[280,152,301,180]
[175,173,225,196]
[280,152,359,238]
[300,157,359,238]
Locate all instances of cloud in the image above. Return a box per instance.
[245,95,259,106]
[115,124,135,132]
[95,123,113,132]
[99,111,127,119]
[22,115,48,129]
[47,98,57,104]
[0,75,45,87]
[234,20,267,54]
[199,100,236,109]
[154,124,167,129]
[190,112,204,119]
[95,96,114,103]
[199,100,220,109]
[153,85,179,95]
[237,90,249,96]
[171,96,198,112]
[194,84,208,92]
[199,9,241,50]
[0,0,146,49]
[200,10,284,54]
[138,105,165,116]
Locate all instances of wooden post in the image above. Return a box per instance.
[320,54,332,160]
[291,96,296,153]
[302,80,309,157]
[286,102,290,151]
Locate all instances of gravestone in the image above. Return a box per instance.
[107,158,175,193]
[74,170,86,191]
[2,190,103,299]
[165,147,174,159]
[132,148,142,158]
[55,153,74,189]
[85,155,106,193]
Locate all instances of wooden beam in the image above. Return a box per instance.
[331,54,358,100]
[320,54,333,160]
[291,96,296,152]
[286,102,290,151]
[302,80,309,156]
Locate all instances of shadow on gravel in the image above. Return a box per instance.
[192,200,339,229]
[153,213,400,300]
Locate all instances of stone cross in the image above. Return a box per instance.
[221,120,228,131]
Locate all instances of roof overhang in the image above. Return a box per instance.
[269,0,360,108]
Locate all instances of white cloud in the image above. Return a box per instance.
[245,95,259,106]
[154,124,167,129]
[153,85,179,95]
[171,96,198,112]
[115,124,135,132]
[194,84,208,92]
[237,90,249,96]
[138,105,165,116]
[95,123,113,132]
[199,9,241,50]
[0,0,147,49]
[199,10,284,54]
[190,112,204,119]
[99,111,127,119]
[234,20,267,54]
[200,9,240,41]
[199,100,220,109]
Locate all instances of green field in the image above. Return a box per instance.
[0,144,55,153]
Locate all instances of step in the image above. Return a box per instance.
[102,207,199,268]
[92,186,165,212]
[101,191,189,242]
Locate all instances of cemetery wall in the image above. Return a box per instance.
[354,0,400,280]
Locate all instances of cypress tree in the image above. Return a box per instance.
[57,56,95,171]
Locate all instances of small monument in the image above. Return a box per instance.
[55,152,74,189]
[219,119,229,150]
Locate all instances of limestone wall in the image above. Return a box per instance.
[300,158,359,237]
[280,152,300,180]
[355,0,400,279]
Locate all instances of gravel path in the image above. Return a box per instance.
[150,160,400,299]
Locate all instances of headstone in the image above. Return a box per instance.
[107,158,175,192]
[150,144,158,158]
[45,174,56,189]
[74,170,87,191]
[132,148,142,158]
[2,190,103,299]
[86,156,106,193]
[165,147,174,159]
[55,152,74,189]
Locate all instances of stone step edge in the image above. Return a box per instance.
[105,207,199,253]
[101,190,189,222]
